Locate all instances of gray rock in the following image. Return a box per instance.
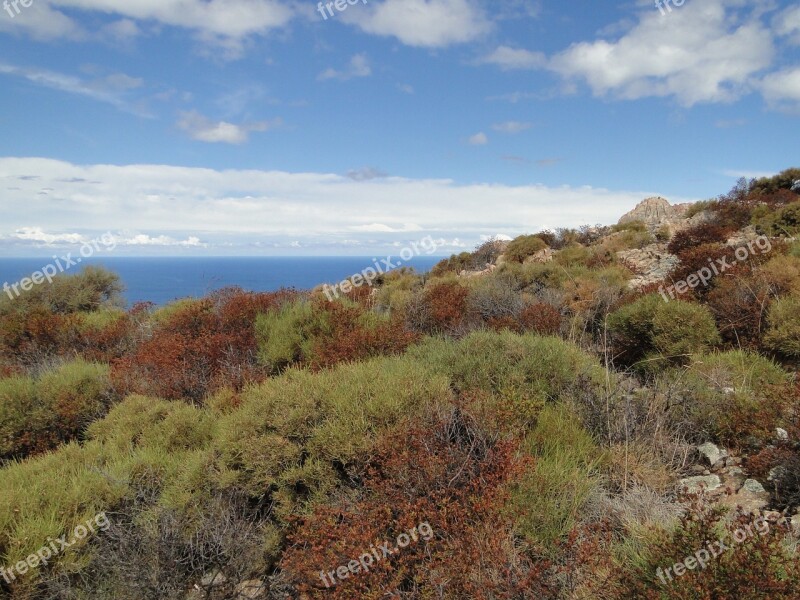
[776,428,789,442]
[679,474,722,493]
[792,179,800,192]
[769,466,788,481]
[697,442,727,467]
[742,479,766,494]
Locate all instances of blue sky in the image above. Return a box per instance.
[0,0,798,256]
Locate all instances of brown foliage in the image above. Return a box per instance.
[307,299,419,370]
[278,410,554,599]
[112,288,295,402]
[519,303,562,335]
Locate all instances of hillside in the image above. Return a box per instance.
[1,169,800,599]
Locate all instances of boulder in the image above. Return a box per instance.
[776,428,789,442]
[679,474,722,493]
[697,442,728,467]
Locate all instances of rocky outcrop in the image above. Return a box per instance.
[617,243,679,289]
[619,197,677,228]
[618,196,712,236]
[523,248,555,264]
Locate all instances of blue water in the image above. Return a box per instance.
[0,257,441,306]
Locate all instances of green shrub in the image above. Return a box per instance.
[0,360,112,460]
[607,295,720,368]
[651,301,722,359]
[755,200,800,237]
[763,295,800,359]
[612,220,647,233]
[505,235,548,263]
[255,301,318,372]
[408,331,608,428]
[664,350,789,445]
[511,404,604,551]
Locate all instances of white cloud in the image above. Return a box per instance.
[53,0,293,39]
[774,5,800,45]
[343,0,491,48]
[479,46,545,70]
[721,169,778,180]
[492,121,532,134]
[761,67,800,108]
[0,157,684,254]
[397,83,415,94]
[117,234,206,247]
[176,111,282,144]
[11,227,86,245]
[318,54,371,81]
[548,1,775,106]
[0,63,149,115]
[468,132,488,145]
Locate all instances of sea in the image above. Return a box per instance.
[0,256,442,306]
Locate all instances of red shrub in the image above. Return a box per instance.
[419,282,470,334]
[112,289,295,402]
[519,303,562,335]
[667,223,733,256]
[279,411,553,599]
[307,300,418,370]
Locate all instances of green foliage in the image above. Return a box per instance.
[431,252,475,276]
[755,200,800,237]
[612,220,647,233]
[0,266,123,316]
[751,167,800,195]
[512,404,604,551]
[255,300,318,372]
[608,295,720,368]
[408,331,608,427]
[505,234,548,263]
[764,295,800,359]
[684,199,713,219]
[0,360,112,460]
[665,350,789,445]
[651,301,722,359]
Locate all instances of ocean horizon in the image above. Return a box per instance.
[0,256,442,306]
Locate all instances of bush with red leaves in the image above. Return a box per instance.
[667,223,734,256]
[278,410,554,600]
[306,299,419,370]
[112,288,295,402]
[616,499,800,599]
[519,303,562,336]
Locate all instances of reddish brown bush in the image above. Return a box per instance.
[278,410,553,599]
[667,223,733,256]
[705,274,772,349]
[519,303,562,336]
[307,300,418,370]
[616,499,800,598]
[112,288,295,402]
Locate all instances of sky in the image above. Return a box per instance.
[0,0,798,256]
